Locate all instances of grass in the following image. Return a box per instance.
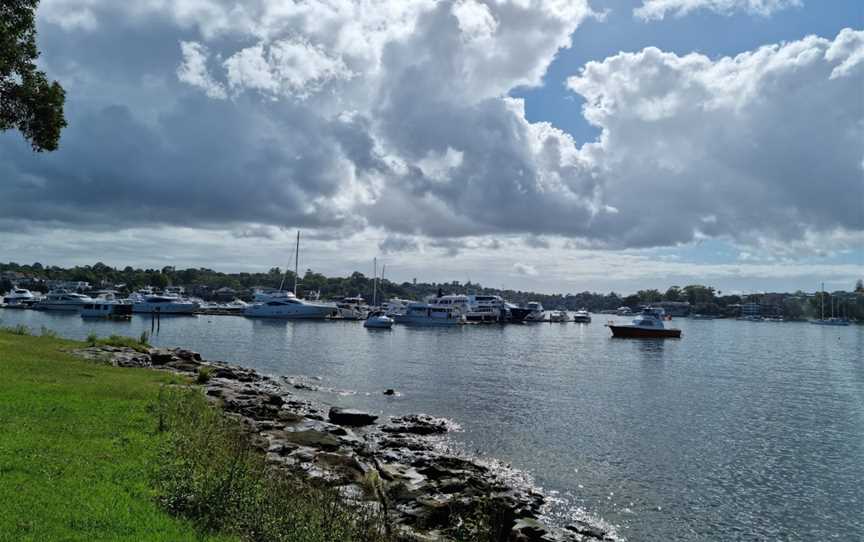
[0,331,392,542]
[0,330,234,542]
[85,332,151,353]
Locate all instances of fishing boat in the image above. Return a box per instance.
[607,307,681,338]
[572,309,591,323]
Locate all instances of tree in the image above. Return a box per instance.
[664,286,682,302]
[1,0,66,151]
[856,279,864,293]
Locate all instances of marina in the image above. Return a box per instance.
[1,306,861,541]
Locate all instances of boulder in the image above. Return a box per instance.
[328,407,378,426]
[383,414,449,435]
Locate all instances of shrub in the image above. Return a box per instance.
[86,332,98,346]
[139,331,150,346]
[40,326,58,338]
[151,387,390,541]
[1,324,31,336]
[195,366,213,384]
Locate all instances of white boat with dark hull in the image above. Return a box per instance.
[34,291,94,311]
[132,294,199,314]
[3,288,40,307]
[394,302,465,326]
[244,291,336,319]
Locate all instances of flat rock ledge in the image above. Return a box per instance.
[71,345,616,542]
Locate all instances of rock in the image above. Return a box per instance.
[172,348,201,361]
[148,348,177,365]
[281,429,341,451]
[565,520,612,540]
[383,414,450,435]
[384,388,396,396]
[328,407,378,426]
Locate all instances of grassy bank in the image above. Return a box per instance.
[0,329,232,541]
[0,330,391,541]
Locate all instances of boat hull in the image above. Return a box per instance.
[393,315,463,326]
[608,325,681,338]
[244,304,336,319]
[507,307,532,322]
[132,303,199,314]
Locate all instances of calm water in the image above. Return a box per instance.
[2,308,862,541]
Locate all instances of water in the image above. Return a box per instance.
[2,308,862,541]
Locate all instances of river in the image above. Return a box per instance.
[2,307,861,541]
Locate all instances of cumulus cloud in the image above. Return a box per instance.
[513,262,539,276]
[634,0,802,20]
[3,1,860,268]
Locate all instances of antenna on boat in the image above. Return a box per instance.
[294,230,300,296]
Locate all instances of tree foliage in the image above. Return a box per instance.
[1,0,66,151]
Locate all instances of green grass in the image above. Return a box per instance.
[85,332,151,353]
[0,330,234,542]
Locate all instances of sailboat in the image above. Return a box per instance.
[810,283,850,326]
[364,258,394,329]
[244,231,337,319]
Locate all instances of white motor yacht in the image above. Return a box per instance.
[466,294,505,322]
[35,290,94,311]
[3,288,40,307]
[132,293,199,314]
[573,309,592,323]
[523,301,545,322]
[244,291,336,319]
[393,302,465,326]
[383,298,413,317]
[427,294,472,315]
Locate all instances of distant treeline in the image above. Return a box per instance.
[2,261,863,319]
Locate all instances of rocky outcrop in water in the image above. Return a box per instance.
[71,345,616,542]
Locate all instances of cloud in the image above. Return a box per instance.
[2,1,859,270]
[634,0,802,21]
[513,262,539,276]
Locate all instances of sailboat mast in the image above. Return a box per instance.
[381,264,386,304]
[372,257,378,307]
[820,282,824,320]
[294,230,300,296]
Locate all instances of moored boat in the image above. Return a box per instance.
[572,309,591,323]
[244,291,336,319]
[2,288,40,307]
[523,301,545,322]
[607,307,681,338]
[549,310,568,322]
[80,301,133,320]
[34,290,94,311]
[132,293,199,314]
[363,310,394,329]
[393,302,465,326]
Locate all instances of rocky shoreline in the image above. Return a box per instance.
[72,345,617,542]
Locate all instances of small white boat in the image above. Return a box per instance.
[336,296,368,320]
[523,301,545,322]
[363,310,394,329]
[34,290,94,311]
[572,309,592,323]
[549,310,568,322]
[394,302,465,326]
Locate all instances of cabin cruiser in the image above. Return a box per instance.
[466,294,505,322]
[80,301,133,320]
[607,307,681,338]
[3,288,40,307]
[34,290,94,311]
[244,291,336,319]
[131,293,199,314]
[364,310,394,329]
[572,309,591,323]
[336,296,368,320]
[394,302,465,326]
[523,301,546,322]
[549,310,568,322]
[427,294,471,314]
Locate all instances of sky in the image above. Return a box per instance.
[0,0,862,295]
